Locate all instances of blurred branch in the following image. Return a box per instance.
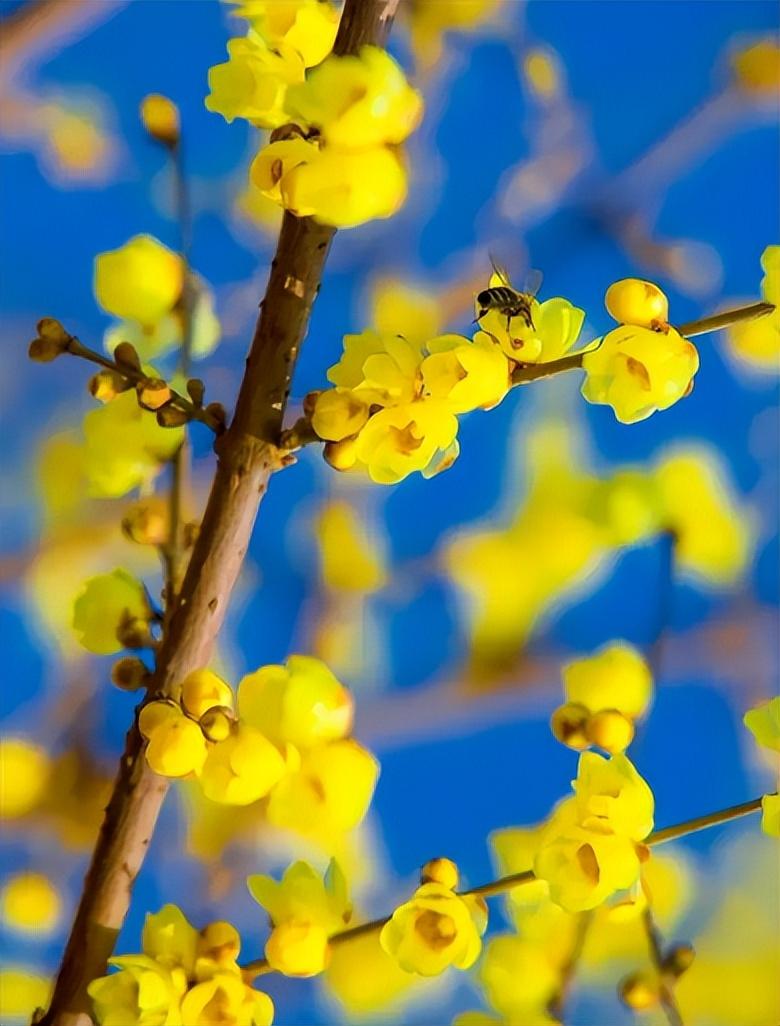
[241,795,767,981]
[38,2,402,1023]
[642,907,684,1026]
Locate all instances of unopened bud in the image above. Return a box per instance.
[157,404,190,428]
[37,317,70,344]
[303,390,323,417]
[421,857,459,890]
[122,503,168,546]
[136,378,172,411]
[550,702,590,750]
[29,336,68,362]
[116,611,154,650]
[619,971,660,1011]
[89,370,128,403]
[140,93,180,147]
[199,921,240,964]
[186,378,205,406]
[662,943,695,977]
[199,706,234,743]
[113,341,142,372]
[204,402,227,431]
[111,656,150,692]
[323,438,358,472]
[585,708,635,754]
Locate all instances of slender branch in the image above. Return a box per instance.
[38,3,401,1024]
[548,909,594,1021]
[511,351,584,384]
[642,907,684,1026]
[242,794,768,981]
[677,301,773,338]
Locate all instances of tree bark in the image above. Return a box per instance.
[39,3,400,1022]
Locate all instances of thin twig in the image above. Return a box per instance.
[677,301,773,338]
[548,909,595,1021]
[642,906,684,1026]
[241,794,768,980]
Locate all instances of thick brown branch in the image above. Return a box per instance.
[39,2,401,1023]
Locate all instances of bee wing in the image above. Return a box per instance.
[523,268,544,298]
[488,253,513,288]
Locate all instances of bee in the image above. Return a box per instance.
[475,259,543,340]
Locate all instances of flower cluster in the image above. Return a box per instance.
[551,642,653,754]
[533,752,655,911]
[138,657,379,838]
[581,277,700,423]
[88,904,273,1026]
[380,859,487,976]
[207,6,423,229]
[743,696,780,837]
[248,859,351,976]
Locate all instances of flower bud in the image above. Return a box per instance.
[136,378,172,411]
[605,278,669,329]
[186,377,205,406]
[29,334,69,362]
[204,401,227,431]
[585,709,635,754]
[619,970,660,1010]
[420,857,459,890]
[662,943,695,977]
[157,405,190,428]
[89,370,128,403]
[121,503,168,546]
[199,706,234,743]
[113,341,142,371]
[111,656,150,691]
[37,317,71,345]
[116,611,154,650]
[550,702,590,750]
[140,93,180,147]
[323,438,359,472]
[303,390,323,417]
[199,921,241,964]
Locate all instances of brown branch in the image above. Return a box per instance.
[38,2,401,1023]
[677,301,774,338]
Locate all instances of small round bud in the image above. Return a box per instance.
[204,401,227,431]
[199,706,234,743]
[113,341,142,371]
[199,921,240,964]
[140,93,180,147]
[662,943,695,977]
[121,503,168,546]
[156,405,190,428]
[136,378,172,411]
[111,656,150,692]
[550,702,590,750]
[585,709,635,754]
[37,317,70,344]
[323,438,359,472]
[420,857,459,890]
[29,335,68,362]
[303,390,323,417]
[605,278,669,329]
[116,612,153,650]
[619,971,660,1011]
[186,377,205,406]
[89,370,128,403]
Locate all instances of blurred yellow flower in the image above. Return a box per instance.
[369,277,443,345]
[94,235,183,327]
[199,724,287,805]
[0,969,51,1024]
[315,501,387,594]
[248,859,351,976]
[581,325,699,423]
[0,738,51,819]
[405,0,500,69]
[744,696,780,752]
[760,793,780,837]
[230,0,339,67]
[725,244,779,372]
[140,93,180,146]
[104,282,221,362]
[324,929,423,1016]
[380,882,487,976]
[0,873,61,935]
[206,36,304,128]
[71,568,150,655]
[286,46,423,150]
[479,934,561,1022]
[731,38,780,94]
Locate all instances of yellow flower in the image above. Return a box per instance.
[0,970,52,1024]
[581,324,699,423]
[595,469,664,546]
[180,973,274,1026]
[324,930,420,1017]
[82,389,185,498]
[477,292,585,364]
[71,569,150,655]
[0,738,51,818]
[562,642,653,722]
[88,954,187,1026]
[140,93,180,146]
[327,331,423,407]
[369,277,443,345]
[0,873,61,935]
[278,144,409,228]
[405,0,500,69]
[731,37,780,94]
[199,724,287,805]
[230,0,339,67]
[142,903,199,971]
[311,389,370,441]
[479,935,561,1021]
[104,282,221,362]
[380,882,487,976]
[744,697,780,752]
[761,793,780,837]
[421,333,510,413]
[315,501,387,593]
[238,655,354,751]
[205,36,304,128]
[354,400,460,484]
[604,278,669,329]
[249,136,320,206]
[726,244,780,372]
[286,46,423,150]
[266,738,379,836]
[653,447,752,584]
[247,859,351,976]
[94,235,183,327]
[139,701,210,778]
[180,669,235,720]
[572,752,654,840]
